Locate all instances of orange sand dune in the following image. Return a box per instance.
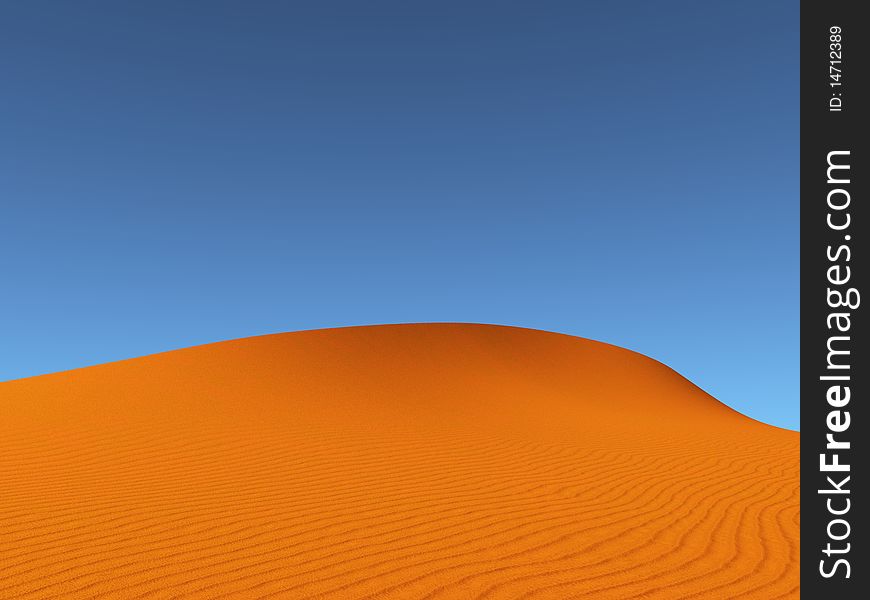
[0,324,798,599]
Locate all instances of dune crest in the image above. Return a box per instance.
[0,323,798,598]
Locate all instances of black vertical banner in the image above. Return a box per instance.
[802,0,867,597]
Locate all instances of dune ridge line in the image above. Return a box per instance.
[0,323,799,598]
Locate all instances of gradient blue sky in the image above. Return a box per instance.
[1,1,798,429]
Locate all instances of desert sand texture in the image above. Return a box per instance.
[0,324,799,599]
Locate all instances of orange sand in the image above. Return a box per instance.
[0,324,799,599]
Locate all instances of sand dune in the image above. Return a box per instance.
[0,324,798,599]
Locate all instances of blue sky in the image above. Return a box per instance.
[0,1,798,430]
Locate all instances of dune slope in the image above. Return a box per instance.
[0,324,798,599]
